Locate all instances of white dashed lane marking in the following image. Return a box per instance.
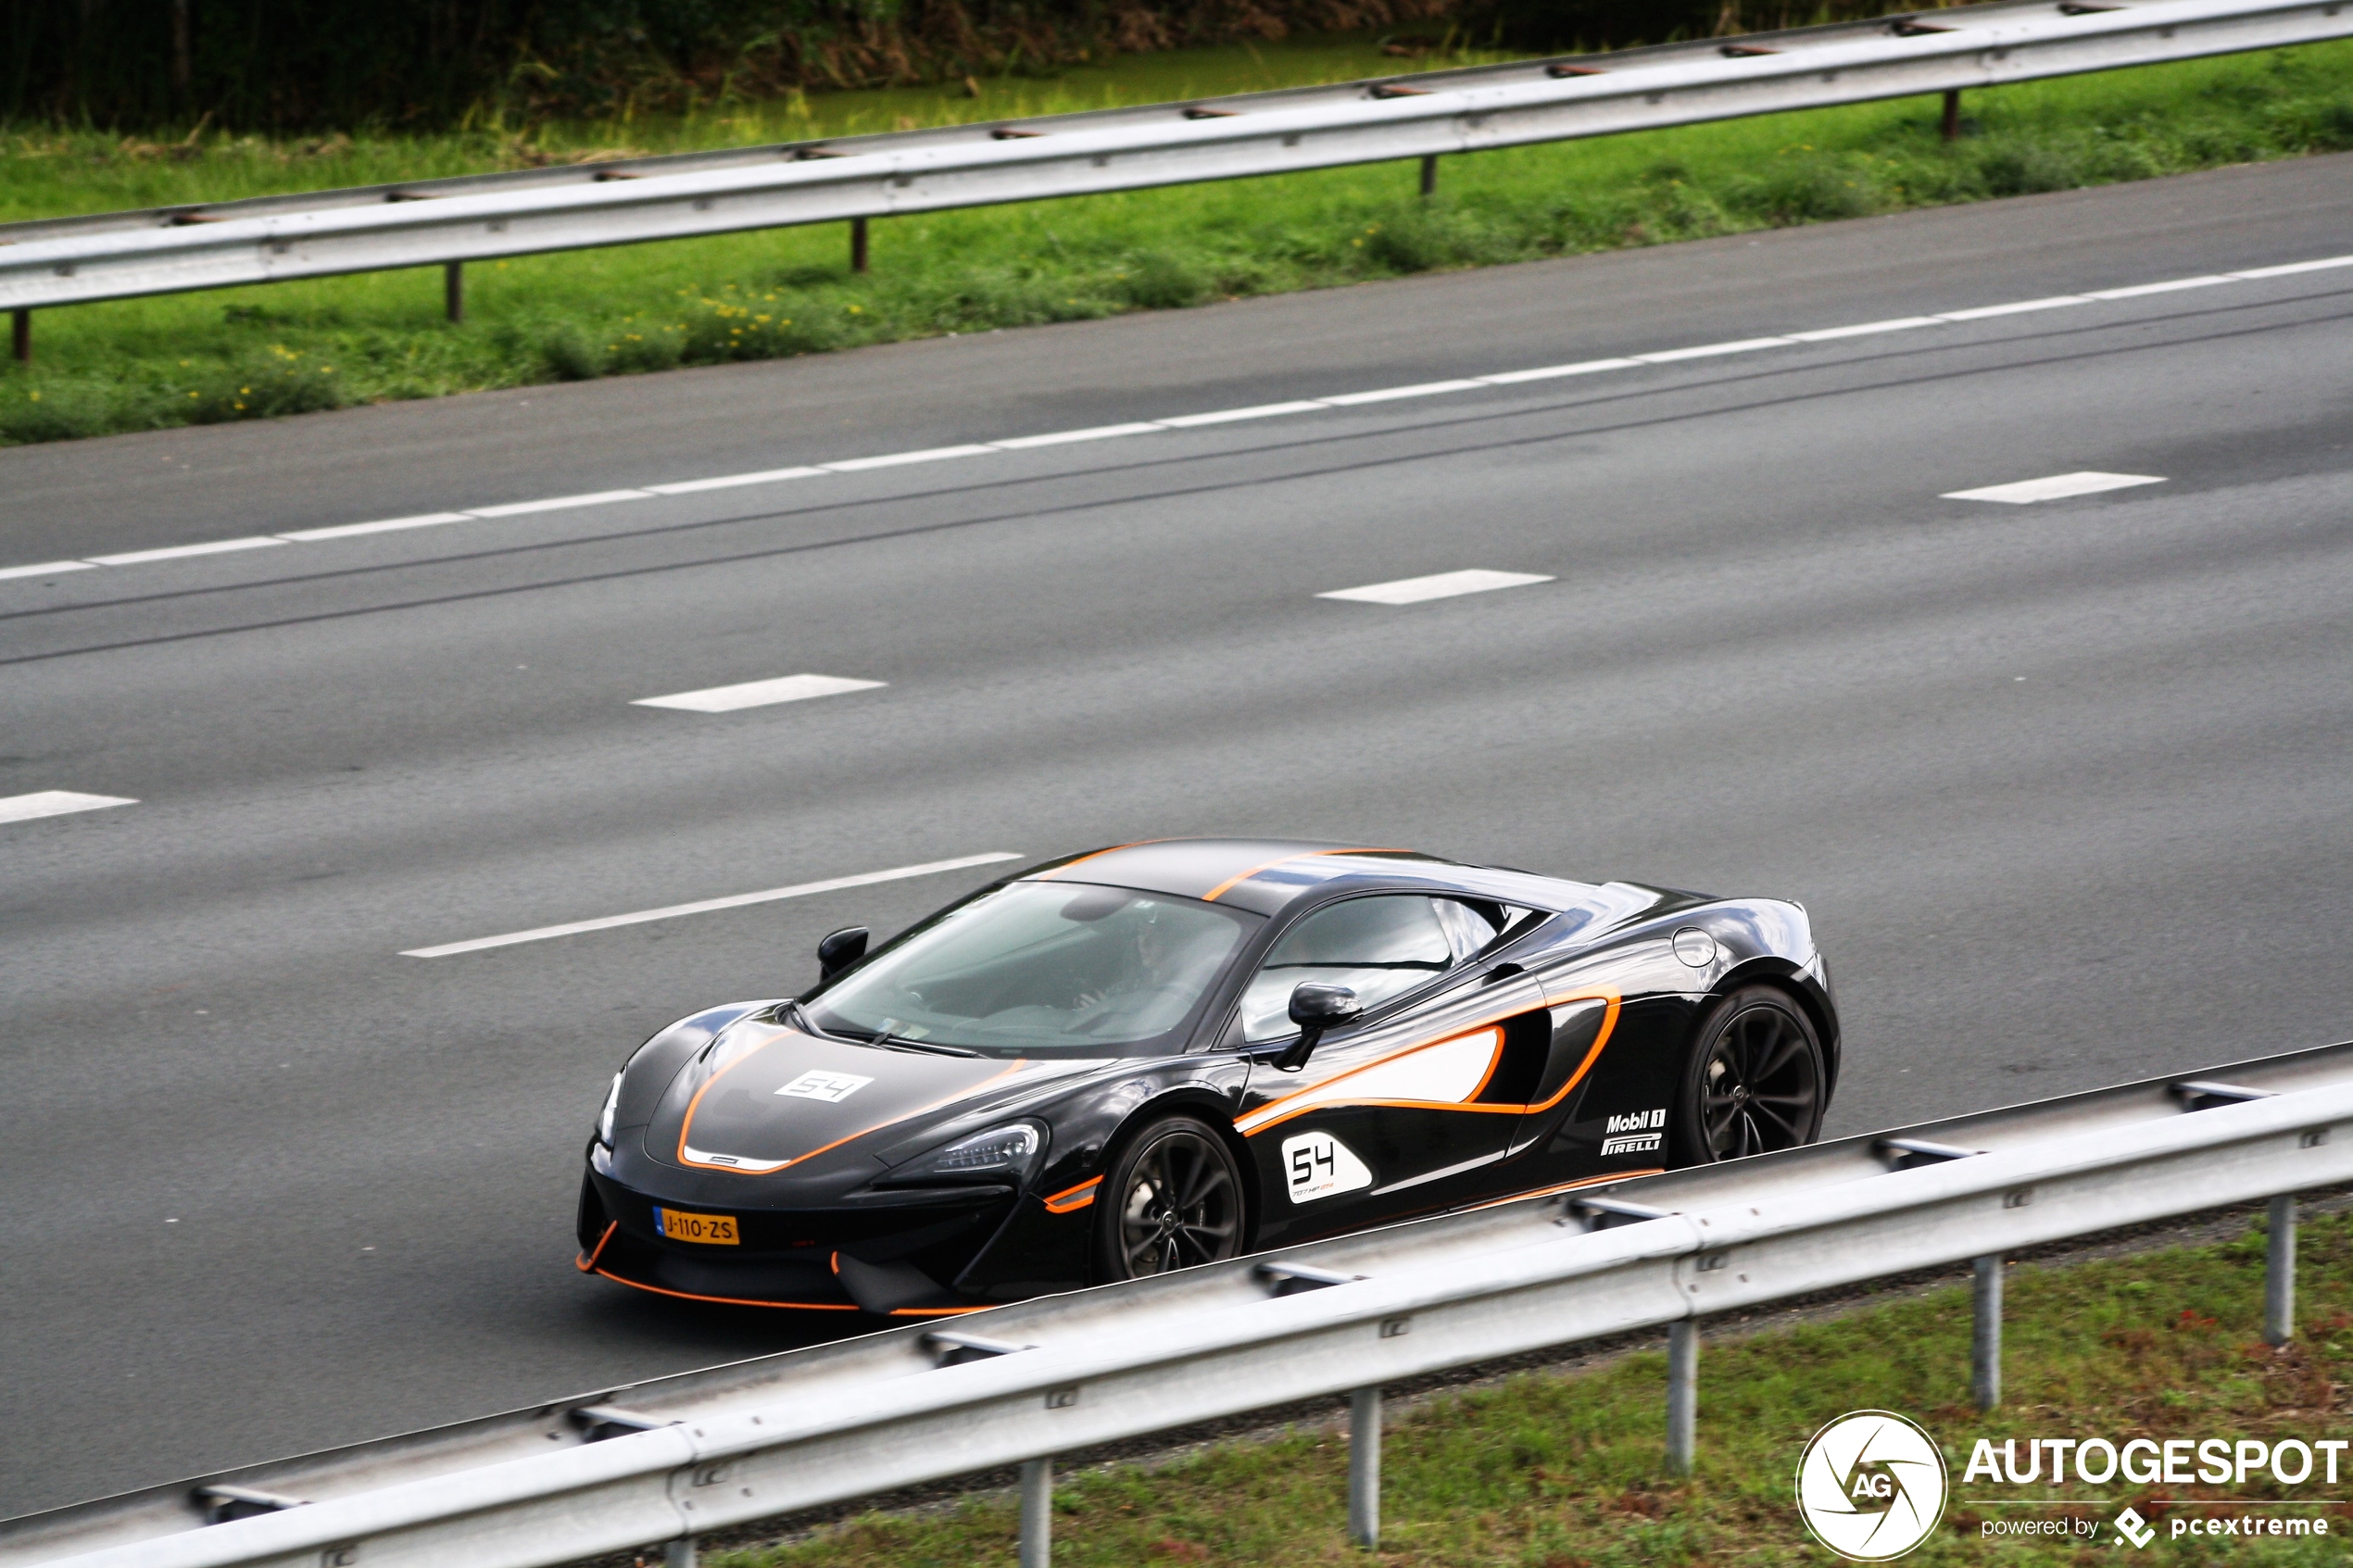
[1943,472,2168,505]
[401,851,1024,958]
[6,252,2343,583]
[632,672,887,713]
[1320,569,1555,606]
[0,791,138,825]
[0,559,95,582]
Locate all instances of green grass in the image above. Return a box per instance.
[5,36,2352,448]
[711,1210,2353,1566]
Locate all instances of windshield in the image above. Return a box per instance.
[807,881,1261,1058]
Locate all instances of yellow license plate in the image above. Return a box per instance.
[655,1208,739,1246]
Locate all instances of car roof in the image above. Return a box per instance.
[1014,837,1620,918]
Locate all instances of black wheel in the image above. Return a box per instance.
[1671,985,1826,1164]
[1093,1116,1245,1282]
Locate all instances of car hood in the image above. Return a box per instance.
[639,1016,1091,1176]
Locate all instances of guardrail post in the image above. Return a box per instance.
[851,216,871,274]
[664,1534,695,1566]
[1018,1456,1052,1568]
[1942,89,1962,142]
[10,308,26,364]
[2266,1194,2296,1345]
[1666,1320,1697,1474]
[1348,1385,1382,1547]
[444,261,464,324]
[1972,1254,2003,1410]
[1418,154,1439,199]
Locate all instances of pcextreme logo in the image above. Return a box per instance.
[1796,1411,1950,1561]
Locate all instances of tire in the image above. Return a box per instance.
[1670,985,1827,1165]
[1091,1115,1246,1283]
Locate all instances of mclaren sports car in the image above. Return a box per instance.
[575,839,1839,1316]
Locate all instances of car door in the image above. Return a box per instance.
[1228,893,1549,1245]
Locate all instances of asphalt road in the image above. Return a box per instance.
[3,153,2349,1518]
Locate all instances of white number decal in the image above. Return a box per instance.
[775,1070,874,1102]
[1280,1132,1373,1203]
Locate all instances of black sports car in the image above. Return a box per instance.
[576,839,1838,1317]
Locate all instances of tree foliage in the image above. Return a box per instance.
[7,0,1960,132]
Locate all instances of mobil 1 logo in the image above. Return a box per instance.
[1602,1107,1666,1157]
[1281,1131,1373,1203]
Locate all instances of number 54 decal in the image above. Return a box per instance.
[1280,1131,1373,1203]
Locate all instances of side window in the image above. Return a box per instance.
[1239,896,1455,1043]
[1430,897,1541,964]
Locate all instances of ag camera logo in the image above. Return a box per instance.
[1796,1411,1948,1561]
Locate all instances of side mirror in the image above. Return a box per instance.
[1276,983,1361,1073]
[817,926,869,982]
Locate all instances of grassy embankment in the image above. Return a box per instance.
[4,36,2351,447]
[710,1210,2353,1566]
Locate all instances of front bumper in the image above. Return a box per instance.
[577,1165,1059,1315]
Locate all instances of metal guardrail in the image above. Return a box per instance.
[2,0,2349,356]
[8,1037,2353,1568]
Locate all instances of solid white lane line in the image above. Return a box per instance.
[1321,380,1490,406]
[823,445,998,471]
[633,672,886,713]
[0,559,95,581]
[277,512,471,542]
[1936,295,2090,321]
[86,536,287,566]
[465,490,649,518]
[400,851,1026,958]
[2232,255,2353,279]
[1319,568,1554,606]
[1785,316,1943,342]
[16,250,2346,583]
[0,790,138,825]
[1942,471,2167,504]
[1635,336,1793,362]
[992,422,1166,449]
[1157,401,1328,427]
[2084,275,2235,300]
[644,468,826,495]
[1477,358,1644,384]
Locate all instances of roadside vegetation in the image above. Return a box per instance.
[710,1209,2353,1566]
[4,36,2351,448]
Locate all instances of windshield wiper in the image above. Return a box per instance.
[862,1020,981,1059]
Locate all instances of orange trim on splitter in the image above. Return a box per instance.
[591,1267,863,1311]
[574,1221,619,1273]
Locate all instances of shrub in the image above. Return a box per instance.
[183,346,346,422]
[0,381,117,444]
[538,324,604,381]
[1117,251,1208,309]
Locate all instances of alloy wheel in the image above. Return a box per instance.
[1698,1001,1822,1160]
[1116,1126,1241,1276]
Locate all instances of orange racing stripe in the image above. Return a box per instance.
[1234,992,1620,1136]
[1201,847,1412,904]
[676,1035,1029,1174]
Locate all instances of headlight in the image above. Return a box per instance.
[889,1123,1046,1185]
[597,1072,623,1147]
